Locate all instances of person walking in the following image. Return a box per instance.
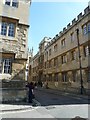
[26,82,34,103]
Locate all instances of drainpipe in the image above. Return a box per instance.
[76,28,84,94]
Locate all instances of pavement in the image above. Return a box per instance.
[0,99,40,113]
[0,87,89,113]
[1,104,33,112]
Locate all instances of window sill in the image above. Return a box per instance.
[0,35,17,42]
[4,4,18,9]
[0,73,11,80]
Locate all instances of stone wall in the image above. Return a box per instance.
[0,24,28,59]
[1,80,28,103]
[11,59,27,80]
[16,24,28,59]
[2,88,27,103]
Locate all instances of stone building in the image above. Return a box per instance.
[29,6,90,94]
[29,37,51,83]
[0,0,31,81]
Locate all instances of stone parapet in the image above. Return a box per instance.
[1,88,28,103]
[0,79,28,103]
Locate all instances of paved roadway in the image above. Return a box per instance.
[1,87,89,119]
[33,88,89,106]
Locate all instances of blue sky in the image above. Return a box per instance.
[28,1,89,55]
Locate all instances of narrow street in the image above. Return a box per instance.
[1,88,89,119]
[34,87,89,106]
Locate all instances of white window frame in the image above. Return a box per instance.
[1,22,7,36]
[0,22,15,37]
[4,59,11,74]
[8,23,15,37]
[4,0,18,7]
[0,59,11,74]
[84,45,90,57]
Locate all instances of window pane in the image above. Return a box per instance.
[72,71,77,82]
[71,51,76,60]
[83,25,87,35]
[5,0,10,5]
[54,73,58,81]
[61,39,66,47]
[62,54,67,64]
[12,0,18,7]
[0,59,3,73]
[49,49,51,56]
[62,73,67,82]
[1,22,7,36]
[49,74,52,81]
[84,45,90,56]
[71,33,74,42]
[8,23,15,37]
[4,59,11,74]
[54,44,57,52]
[88,24,90,32]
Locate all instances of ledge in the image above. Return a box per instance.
[0,35,18,42]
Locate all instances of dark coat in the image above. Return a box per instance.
[26,82,35,102]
